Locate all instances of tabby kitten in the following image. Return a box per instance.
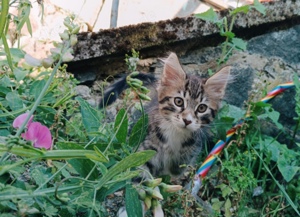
[102,52,230,178]
[138,53,230,177]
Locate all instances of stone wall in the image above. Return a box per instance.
[70,1,300,144]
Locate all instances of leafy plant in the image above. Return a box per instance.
[0,2,157,216]
[195,0,266,64]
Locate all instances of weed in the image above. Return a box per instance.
[0,1,299,217]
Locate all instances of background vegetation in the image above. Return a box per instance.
[0,0,299,216]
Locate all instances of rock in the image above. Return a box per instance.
[74,85,92,99]
[69,1,300,146]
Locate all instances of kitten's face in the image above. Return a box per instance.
[157,53,230,132]
[158,76,212,132]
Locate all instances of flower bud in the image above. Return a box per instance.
[138,93,151,101]
[145,187,163,200]
[128,78,143,86]
[140,86,150,94]
[63,20,73,31]
[50,47,61,55]
[41,57,54,68]
[70,34,78,46]
[144,196,152,210]
[71,26,80,34]
[62,52,74,62]
[159,183,182,193]
[137,188,146,200]
[130,71,139,77]
[152,189,164,200]
[143,178,162,188]
[59,30,69,41]
[130,81,142,88]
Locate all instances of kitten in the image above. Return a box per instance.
[100,52,230,177]
[138,53,230,177]
[101,52,230,216]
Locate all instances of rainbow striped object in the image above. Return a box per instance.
[195,79,297,179]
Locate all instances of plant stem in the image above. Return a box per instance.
[0,185,88,201]
[15,58,63,137]
[0,0,9,39]
[219,13,237,65]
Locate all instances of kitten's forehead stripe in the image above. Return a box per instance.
[184,80,190,97]
[162,106,176,112]
[184,76,205,100]
[159,96,171,104]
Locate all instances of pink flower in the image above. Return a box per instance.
[13,112,33,128]
[22,122,52,150]
[13,113,52,150]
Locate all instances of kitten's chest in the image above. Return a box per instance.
[150,122,198,155]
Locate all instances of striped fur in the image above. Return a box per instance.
[100,53,230,178]
[139,53,231,177]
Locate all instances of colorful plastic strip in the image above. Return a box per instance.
[195,80,297,179]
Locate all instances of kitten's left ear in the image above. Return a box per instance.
[204,66,231,99]
[161,52,186,86]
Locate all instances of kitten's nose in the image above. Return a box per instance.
[183,118,192,126]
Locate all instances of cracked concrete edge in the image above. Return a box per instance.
[71,0,300,62]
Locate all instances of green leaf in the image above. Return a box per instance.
[194,7,219,23]
[0,75,14,87]
[259,107,283,129]
[26,18,33,36]
[129,114,148,147]
[77,97,101,134]
[230,5,250,15]
[224,198,232,217]
[218,183,233,198]
[97,181,126,201]
[30,80,46,101]
[94,145,109,162]
[14,67,28,82]
[17,5,31,31]
[56,142,99,180]
[252,148,300,216]
[293,74,300,117]
[85,154,107,162]
[231,37,247,51]
[277,155,300,182]
[211,198,223,211]
[253,0,266,15]
[114,108,128,144]
[262,137,281,162]
[125,184,143,217]
[2,32,14,72]
[31,166,49,187]
[265,108,283,129]
[6,92,23,111]
[95,150,156,190]
[10,48,26,59]
[0,86,10,97]
[221,31,235,39]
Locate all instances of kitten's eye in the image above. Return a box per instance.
[174,97,184,107]
[197,104,207,113]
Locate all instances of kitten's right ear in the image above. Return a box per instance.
[204,66,231,100]
[160,52,186,86]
